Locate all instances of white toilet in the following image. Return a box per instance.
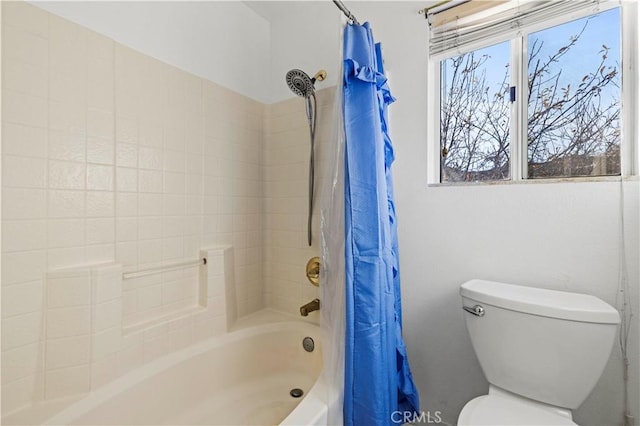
[458,279,620,425]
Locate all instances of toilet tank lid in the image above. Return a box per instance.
[460,279,620,324]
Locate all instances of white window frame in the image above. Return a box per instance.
[427,1,638,184]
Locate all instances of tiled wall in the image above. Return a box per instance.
[263,87,336,316]
[39,247,234,403]
[2,2,264,414]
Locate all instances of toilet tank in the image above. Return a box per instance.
[460,279,620,409]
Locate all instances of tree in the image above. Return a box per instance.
[440,16,620,181]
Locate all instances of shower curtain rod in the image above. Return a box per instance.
[332,0,359,25]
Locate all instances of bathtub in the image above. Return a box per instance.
[41,320,326,425]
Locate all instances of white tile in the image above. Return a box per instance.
[2,280,43,318]
[143,334,168,362]
[94,300,122,332]
[87,137,114,165]
[3,154,47,189]
[137,239,162,265]
[161,280,185,304]
[87,32,114,112]
[48,189,85,218]
[86,164,114,191]
[138,122,163,148]
[2,123,48,158]
[116,241,138,265]
[45,364,90,399]
[48,14,87,75]
[2,312,42,350]
[3,89,48,127]
[86,191,114,217]
[2,375,37,415]
[48,100,85,132]
[138,169,162,193]
[48,128,85,162]
[138,146,163,170]
[166,326,193,353]
[2,220,47,252]
[117,343,144,374]
[163,171,185,195]
[163,194,185,216]
[193,317,226,341]
[116,217,138,242]
[48,160,85,189]
[116,193,138,217]
[116,116,138,145]
[2,188,47,219]
[137,216,162,241]
[121,290,138,319]
[185,174,203,196]
[116,167,137,192]
[116,143,137,167]
[48,219,85,249]
[91,327,121,362]
[2,1,49,38]
[2,24,48,67]
[93,271,123,304]
[138,193,162,216]
[2,59,48,98]
[91,354,118,389]
[162,216,184,238]
[2,250,47,286]
[87,109,114,139]
[47,275,91,308]
[46,306,91,338]
[85,218,115,245]
[207,273,225,298]
[185,153,203,174]
[49,69,85,104]
[1,342,41,384]
[47,247,86,270]
[163,150,185,172]
[46,335,90,370]
[162,237,183,261]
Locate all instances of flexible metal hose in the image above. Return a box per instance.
[306,93,317,246]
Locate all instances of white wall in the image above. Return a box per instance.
[31,1,272,103]
[258,1,341,103]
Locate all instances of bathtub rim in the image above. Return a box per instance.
[42,320,322,426]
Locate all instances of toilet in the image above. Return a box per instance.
[458,279,620,425]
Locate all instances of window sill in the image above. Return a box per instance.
[427,175,639,188]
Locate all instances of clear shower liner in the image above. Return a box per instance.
[319,19,346,426]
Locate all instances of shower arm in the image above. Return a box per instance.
[332,0,359,25]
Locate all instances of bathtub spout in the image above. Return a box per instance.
[300,299,320,316]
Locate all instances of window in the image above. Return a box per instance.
[428,1,635,184]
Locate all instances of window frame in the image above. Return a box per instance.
[427,1,638,185]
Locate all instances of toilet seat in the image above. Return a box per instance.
[458,394,577,426]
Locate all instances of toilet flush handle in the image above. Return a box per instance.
[463,304,485,317]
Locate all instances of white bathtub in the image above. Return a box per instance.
[41,320,326,425]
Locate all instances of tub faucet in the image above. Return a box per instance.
[300,299,320,316]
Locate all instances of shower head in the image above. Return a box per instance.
[286,69,327,98]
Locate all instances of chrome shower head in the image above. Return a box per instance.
[286,69,327,98]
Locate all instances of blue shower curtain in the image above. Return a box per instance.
[343,22,420,426]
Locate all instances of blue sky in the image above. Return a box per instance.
[442,7,621,104]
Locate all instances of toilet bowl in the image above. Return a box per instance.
[458,279,620,426]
